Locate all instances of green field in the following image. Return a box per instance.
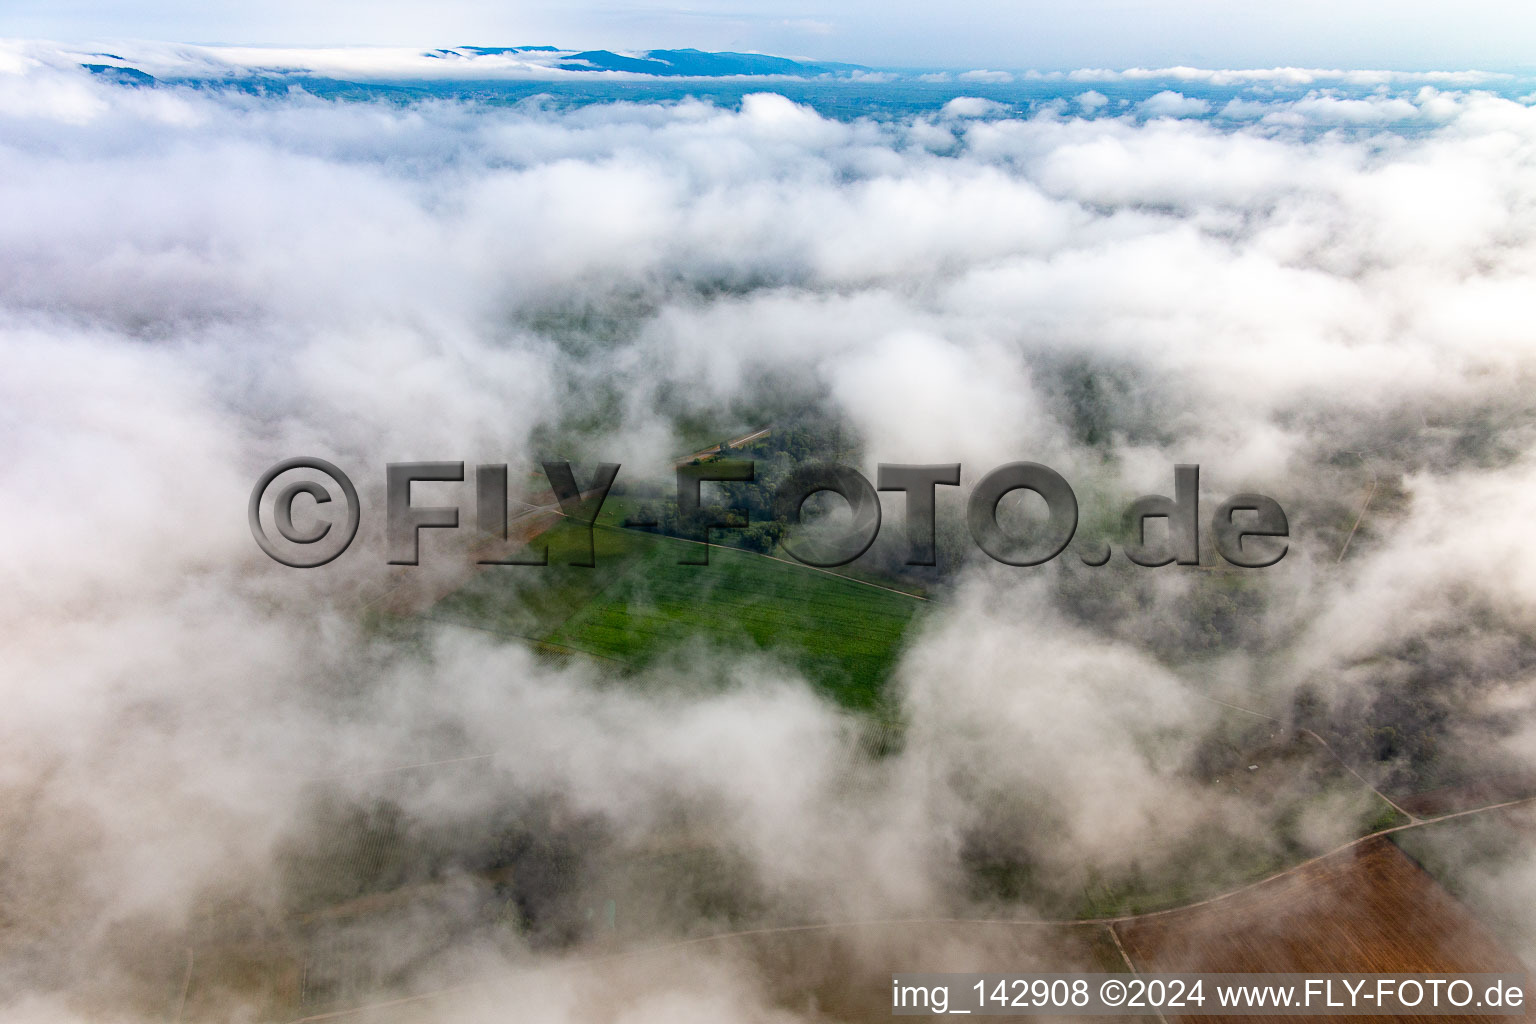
[431,520,923,711]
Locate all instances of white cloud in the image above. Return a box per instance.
[940,95,1007,118]
[1138,89,1212,117]
[1066,65,1509,87]
[6,49,1536,1019]
[958,68,1015,83]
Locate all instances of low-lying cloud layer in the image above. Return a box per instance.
[3,50,1536,1021]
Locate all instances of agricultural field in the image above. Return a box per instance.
[429,518,924,712]
[597,493,938,599]
[246,918,1133,1024]
[964,709,1411,921]
[585,919,1131,1024]
[1118,837,1531,1023]
[1392,802,1536,966]
[1396,776,1536,818]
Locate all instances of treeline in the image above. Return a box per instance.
[618,421,852,554]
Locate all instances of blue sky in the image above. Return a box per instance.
[4,0,1534,71]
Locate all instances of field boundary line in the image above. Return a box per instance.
[277,803,1536,1024]
[1199,694,1417,822]
[1336,456,1378,563]
[597,521,928,601]
[1107,922,1169,1024]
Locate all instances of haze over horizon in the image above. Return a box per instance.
[4,0,1536,73]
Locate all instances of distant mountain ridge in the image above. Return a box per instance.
[426,46,867,77]
[66,43,868,83]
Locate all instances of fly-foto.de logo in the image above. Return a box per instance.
[248,458,1287,571]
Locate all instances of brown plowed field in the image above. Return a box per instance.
[1118,836,1531,1022]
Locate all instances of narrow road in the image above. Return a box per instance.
[1200,695,1418,822]
[276,786,1536,1023]
[672,426,771,465]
